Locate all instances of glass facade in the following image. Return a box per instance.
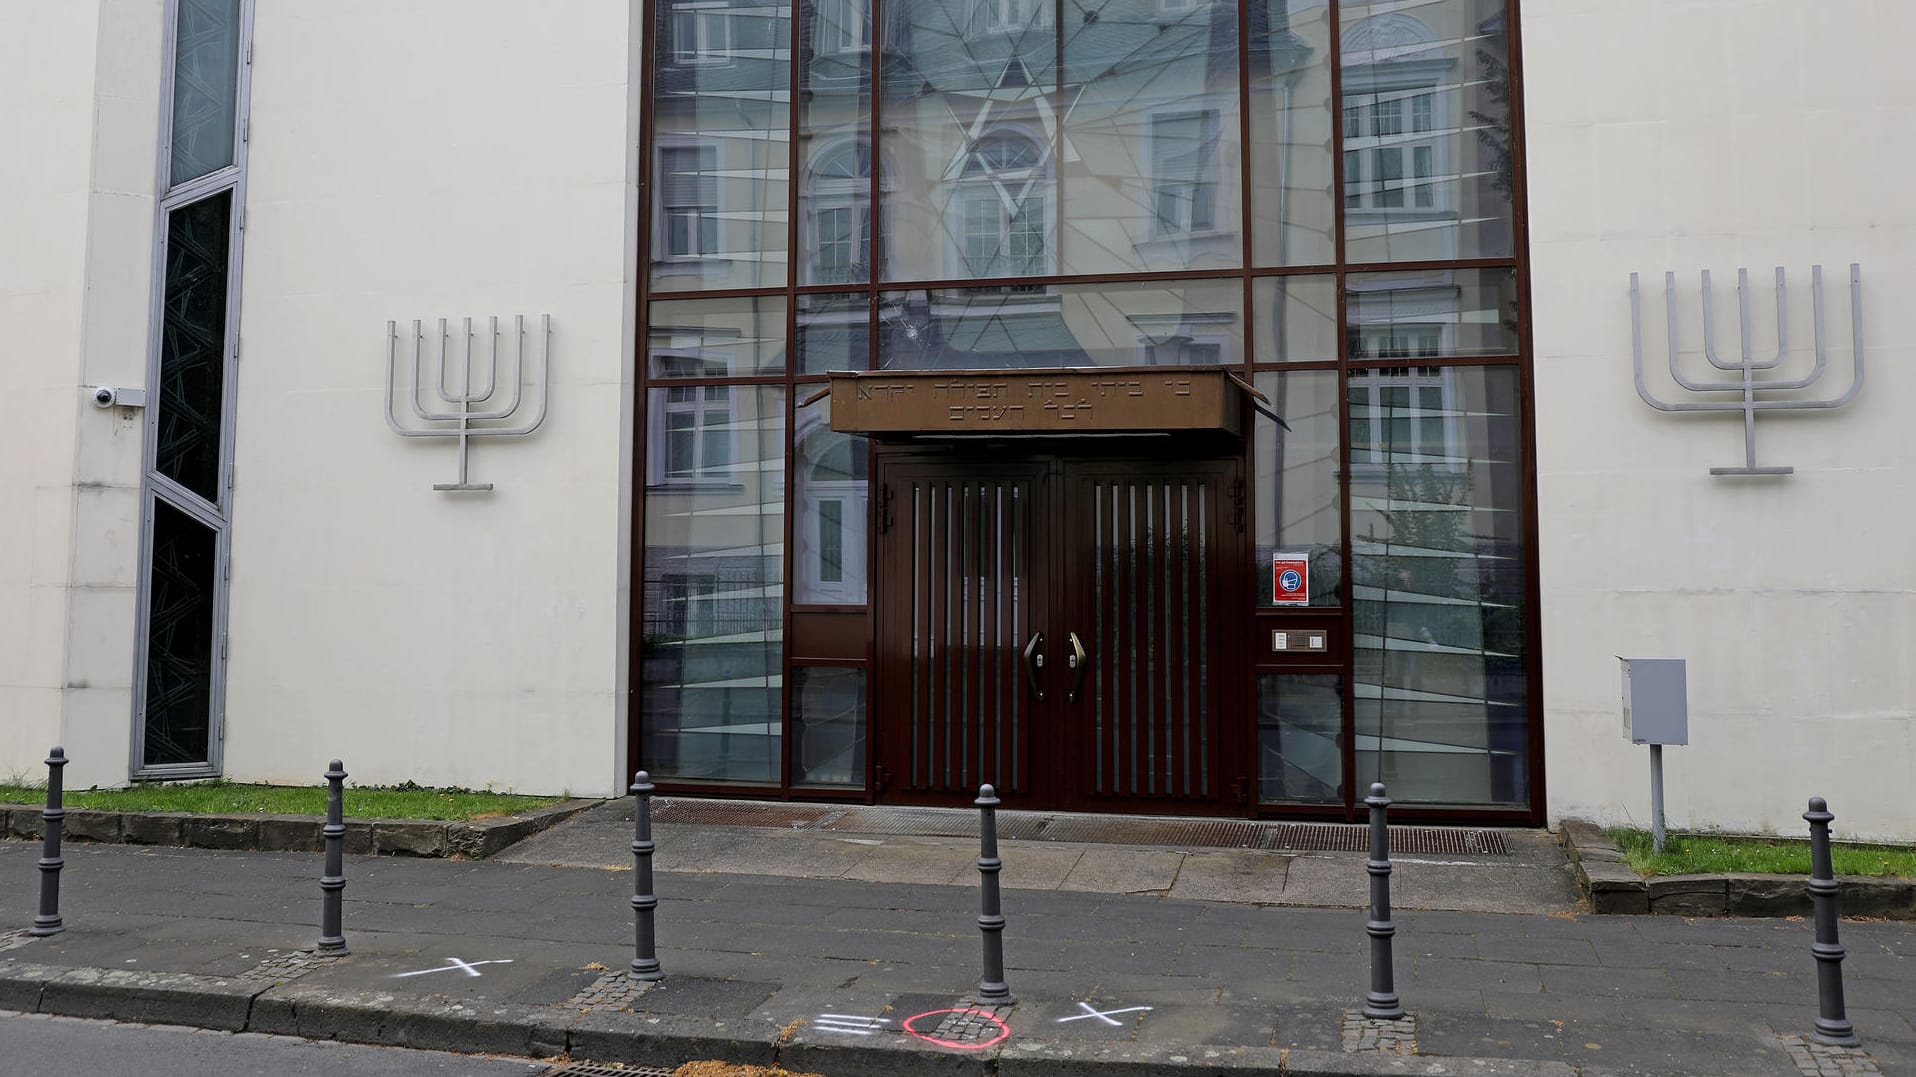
[638,0,1533,815]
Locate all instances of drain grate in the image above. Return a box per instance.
[1267,824,1506,856]
[653,798,842,829]
[1039,817,1266,849]
[532,1057,674,1065]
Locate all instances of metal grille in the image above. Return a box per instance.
[536,1057,678,1065]
[1039,817,1263,849]
[1267,824,1508,856]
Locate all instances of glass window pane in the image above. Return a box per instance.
[1345,268,1518,360]
[1252,275,1339,364]
[1059,0,1240,274]
[169,0,243,185]
[1250,0,1335,267]
[800,0,875,285]
[143,498,219,767]
[797,292,869,373]
[1257,673,1343,803]
[1255,371,1341,608]
[795,396,868,604]
[648,295,788,378]
[791,666,867,787]
[1349,365,1528,808]
[651,0,792,291]
[641,386,786,783]
[157,191,233,504]
[1339,0,1515,262]
[878,278,1242,369]
[880,0,1238,281]
[879,0,1055,283]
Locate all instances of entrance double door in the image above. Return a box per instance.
[873,449,1246,814]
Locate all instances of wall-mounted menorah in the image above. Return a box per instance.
[384,315,551,491]
[1630,265,1864,476]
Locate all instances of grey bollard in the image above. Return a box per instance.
[974,784,1013,1004]
[1362,782,1403,1019]
[30,747,68,937]
[316,760,348,955]
[1804,798,1859,1047]
[629,771,663,981]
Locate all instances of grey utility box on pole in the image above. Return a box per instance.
[1621,658,1688,745]
[1620,658,1688,852]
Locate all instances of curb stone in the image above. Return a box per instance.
[0,959,1594,1077]
[0,798,596,860]
[1559,820,1916,920]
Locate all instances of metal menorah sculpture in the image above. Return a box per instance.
[1630,265,1864,476]
[385,315,551,491]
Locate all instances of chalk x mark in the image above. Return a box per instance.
[394,958,514,979]
[1058,1002,1153,1026]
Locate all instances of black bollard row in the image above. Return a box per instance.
[316,760,348,955]
[30,746,68,937]
[974,783,1012,1004]
[630,770,663,981]
[1804,797,1859,1047]
[1362,782,1402,1019]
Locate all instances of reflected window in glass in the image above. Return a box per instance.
[795,398,869,604]
[1151,111,1221,236]
[1339,0,1514,262]
[650,0,791,290]
[1347,365,1528,807]
[671,4,733,64]
[1345,268,1518,360]
[640,386,787,784]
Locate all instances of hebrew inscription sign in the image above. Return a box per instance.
[827,368,1244,436]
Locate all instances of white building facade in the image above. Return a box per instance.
[1,0,1909,840]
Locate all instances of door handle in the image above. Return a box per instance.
[1066,631,1088,703]
[1022,631,1046,702]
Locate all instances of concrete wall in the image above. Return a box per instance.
[1525,0,1916,840]
[219,1,638,797]
[0,1,164,789]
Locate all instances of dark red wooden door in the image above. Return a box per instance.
[873,451,1244,813]
[872,458,1048,802]
[1056,458,1242,811]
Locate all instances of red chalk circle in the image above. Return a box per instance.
[900,1008,1012,1050]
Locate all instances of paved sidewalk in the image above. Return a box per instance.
[500,799,1583,914]
[1,820,1911,1076]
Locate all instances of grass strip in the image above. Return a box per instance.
[1608,827,1916,878]
[0,780,566,821]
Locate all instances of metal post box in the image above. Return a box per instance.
[1620,658,1688,745]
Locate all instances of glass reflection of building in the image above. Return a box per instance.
[638,0,1535,816]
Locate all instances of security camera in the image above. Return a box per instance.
[89,387,146,409]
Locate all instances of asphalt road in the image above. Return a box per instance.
[0,1010,552,1076]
